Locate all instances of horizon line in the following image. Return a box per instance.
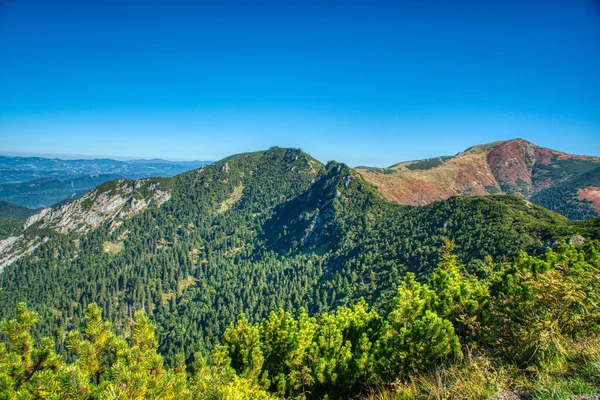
[0,151,210,163]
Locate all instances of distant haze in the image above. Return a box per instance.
[0,155,210,208]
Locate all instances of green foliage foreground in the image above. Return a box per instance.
[1,240,599,399]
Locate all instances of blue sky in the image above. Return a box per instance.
[0,0,599,166]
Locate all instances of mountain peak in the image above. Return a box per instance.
[458,138,531,157]
[505,137,531,144]
[357,139,600,218]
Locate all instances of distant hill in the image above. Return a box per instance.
[0,174,124,209]
[0,200,35,239]
[356,138,600,219]
[0,200,36,220]
[0,155,210,208]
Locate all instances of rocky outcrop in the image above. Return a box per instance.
[24,178,171,234]
[0,235,48,271]
[0,178,172,271]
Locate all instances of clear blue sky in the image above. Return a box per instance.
[0,0,599,166]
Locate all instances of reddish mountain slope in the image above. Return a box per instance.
[356,139,600,218]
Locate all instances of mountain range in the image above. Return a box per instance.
[0,155,210,208]
[0,140,599,366]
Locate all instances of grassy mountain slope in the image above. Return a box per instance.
[356,138,600,219]
[0,147,597,365]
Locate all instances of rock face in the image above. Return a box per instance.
[0,178,171,271]
[357,139,600,215]
[24,178,171,234]
[0,235,48,271]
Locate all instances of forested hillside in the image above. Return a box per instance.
[2,240,599,399]
[0,147,598,371]
[0,200,36,239]
[0,200,36,221]
[0,219,23,240]
[532,166,600,220]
